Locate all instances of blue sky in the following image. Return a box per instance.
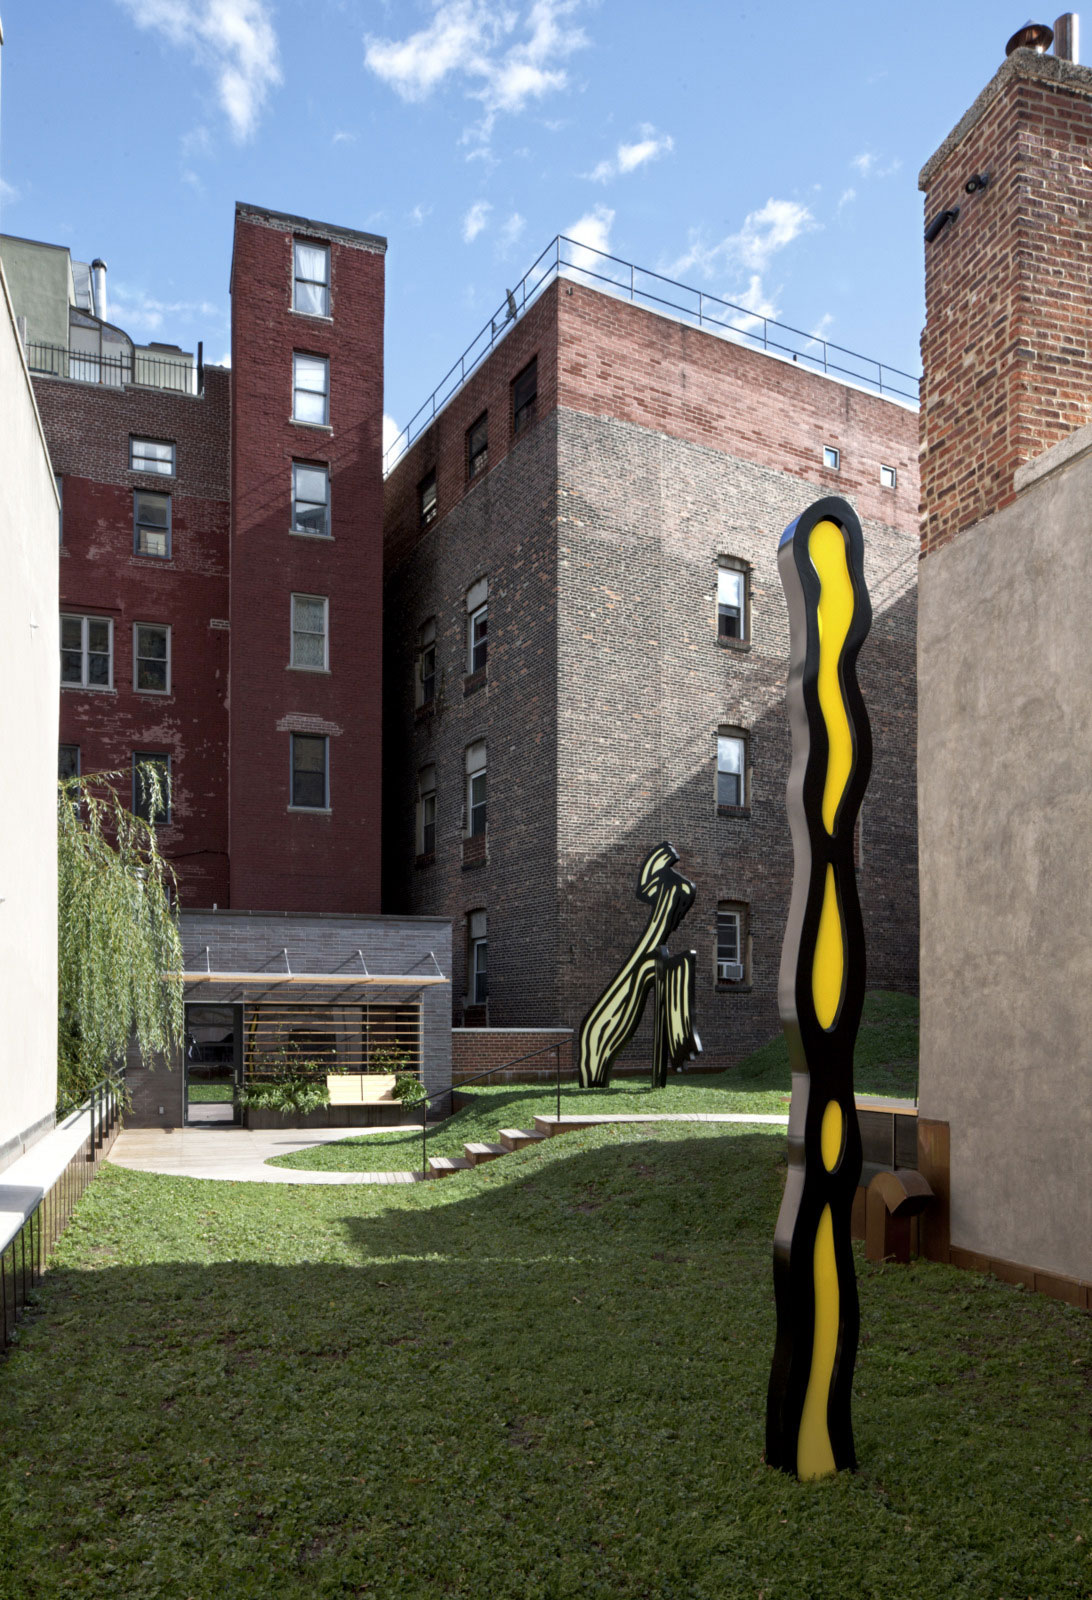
[1,1,1022,450]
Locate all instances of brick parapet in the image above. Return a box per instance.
[919,51,1092,556]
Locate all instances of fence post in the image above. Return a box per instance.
[422,1092,428,1178]
[556,1045,561,1123]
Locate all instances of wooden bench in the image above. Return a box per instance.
[326,1074,398,1106]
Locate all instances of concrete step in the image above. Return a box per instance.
[428,1156,474,1178]
[463,1142,507,1166]
[498,1128,548,1151]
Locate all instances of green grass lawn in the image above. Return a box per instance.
[187,1083,235,1104]
[269,990,919,1175]
[0,1123,1088,1599]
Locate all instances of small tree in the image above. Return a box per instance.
[57,767,184,1110]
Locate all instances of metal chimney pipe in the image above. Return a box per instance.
[91,258,108,322]
[1055,12,1080,60]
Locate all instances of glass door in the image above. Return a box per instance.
[184,1005,242,1125]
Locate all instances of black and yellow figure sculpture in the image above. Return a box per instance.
[766,497,872,1481]
[577,842,702,1089]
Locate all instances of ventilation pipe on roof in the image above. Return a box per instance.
[91,259,108,323]
[1055,12,1080,60]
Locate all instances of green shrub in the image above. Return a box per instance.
[237,1078,330,1116]
[391,1073,426,1105]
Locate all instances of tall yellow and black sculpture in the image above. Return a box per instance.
[766,497,872,1480]
[578,842,701,1089]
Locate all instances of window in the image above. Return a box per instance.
[717,905,747,984]
[418,470,437,528]
[823,445,840,471]
[467,412,488,478]
[55,474,63,543]
[130,438,175,475]
[717,731,747,809]
[717,561,747,641]
[293,353,329,425]
[466,576,488,674]
[880,464,897,489]
[466,741,487,836]
[512,357,537,435]
[291,594,329,670]
[133,753,171,825]
[134,623,171,693]
[293,240,330,316]
[416,619,437,708]
[134,490,171,558]
[58,745,80,780]
[468,909,488,1004]
[291,734,329,809]
[60,614,112,689]
[417,765,437,857]
[292,463,330,537]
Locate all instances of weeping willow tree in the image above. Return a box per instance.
[57,767,184,1111]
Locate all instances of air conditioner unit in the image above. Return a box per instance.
[718,961,743,983]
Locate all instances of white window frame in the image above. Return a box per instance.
[290,594,329,672]
[416,619,437,708]
[417,766,437,856]
[293,239,331,317]
[133,489,171,558]
[717,560,747,642]
[60,613,113,690]
[468,910,488,1005]
[133,622,171,695]
[465,741,487,837]
[130,437,176,476]
[716,906,745,984]
[717,731,747,809]
[468,602,488,674]
[823,445,840,471]
[293,352,330,425]
[132,752,171,826]
[291,462,331,538]
[880,463,897,489]
[290,733,330,811]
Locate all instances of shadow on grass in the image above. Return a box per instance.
[0,1129,1087,1600]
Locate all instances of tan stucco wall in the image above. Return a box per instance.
[0,261,60,1171]
[917,431,1092,1282]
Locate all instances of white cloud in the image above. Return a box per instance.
[809,312,834,343]
[837,187,856,213]
[110,283,222,335]
[499,211,526,250]
[364,0,588,146]
[588,124,673,183]
[462,199,492,242]
[851,151,901,179]
[668,198,817,281]
[383,413,402,457]
[0,176,19,205]
[407,203,432,226]
[217,350,232,367]
[332,130,357,146]
[564,203,614,273]
[115,0,282,140]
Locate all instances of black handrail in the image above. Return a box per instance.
[417,1039,569,1176]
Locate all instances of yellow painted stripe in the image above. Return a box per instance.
[811,864,844,1030]
[797,1203,839,1481]
[808,519,855,835]
[820,1099,844,1172]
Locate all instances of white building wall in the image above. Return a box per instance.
[0,260,60,1171]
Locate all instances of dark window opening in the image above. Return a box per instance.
[467,413,489,479]
[419,470,437,527]
[512,357,538,435]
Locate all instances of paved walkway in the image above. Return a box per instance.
[109,1111,790,1186]
[110,1125,427,1185]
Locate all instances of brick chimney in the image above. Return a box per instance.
[919,44,1092,556]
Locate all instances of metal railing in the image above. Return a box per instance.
[25,340,199,395]
[384,234,920,473]
[416,1039,571,1175]
[1,1077,122,1353]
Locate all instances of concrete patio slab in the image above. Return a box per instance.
[109,1124,425,1185]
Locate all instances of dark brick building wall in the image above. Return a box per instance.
[383,280,920,1063]
[919,51,1092,557]
[40,367,232,907]
[229,204,387,913]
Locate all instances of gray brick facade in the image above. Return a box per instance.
[384,285,919,1067]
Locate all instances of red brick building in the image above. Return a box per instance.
[4,203,387,915]
[383,257,921,1063]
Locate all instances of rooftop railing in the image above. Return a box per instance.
[384,235,920,475]
[25,340,199,396]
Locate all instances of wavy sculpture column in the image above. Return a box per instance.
[577,842,702,1089]
[766,497,872,1480]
